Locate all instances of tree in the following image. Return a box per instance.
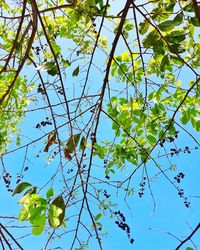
[0,0,200,249]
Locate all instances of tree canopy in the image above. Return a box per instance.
[0,0,200,249]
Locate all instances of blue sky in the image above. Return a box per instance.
[2,130,199,250]
[1,68,199,250]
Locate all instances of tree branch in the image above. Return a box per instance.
[175,223,200,250]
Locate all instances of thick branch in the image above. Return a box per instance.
[175,223,200,250]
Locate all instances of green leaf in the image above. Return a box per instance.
[136,129,143,136]
[18,207,29,221]
[50,41,61,55]
[79,136,86,151]
[186,248,194,250]
[29,208,46,226]
[180,110,190,125]
[65,133,81,153]
[94,213,102,221]
[165,30,187,44]
[169,43,186,54]
[16,134,21,146]
[170,164,176,171]
[139,19,150,35]
[160,55,170,72]
[18,187,37,205]
[151,3,176,21]
[153,40,165,55]
[147,135,157,145]
[96,0,103,9]
[196,119,200,132]
[72,66,79,77]
[49,196,65,228]
[46,187,54,199]
[61,58,71,67]
[32,226,44,236]
[174,12,183,23]
[165,3,176,12]
[37,61,58,76]
[18,193,31,205]
[96,221,102,228]
[124,23,134,31]
[158,13,183,31]
[93,143,107,159]
[143,30,159,48]
[46,61,58,76]
[118,63,128,76]
[12,182,32,196]
[49,213,60,228]
[170,54,184,66]
[158,20,176,32]
[24,187,37,196]
[183,3,195,12]
[190,16,200,27]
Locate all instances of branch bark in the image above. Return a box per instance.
[175,223,200,250]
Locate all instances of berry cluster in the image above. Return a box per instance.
[90,107,96,113]
[183,197,190,208]
[90,132,96,143]
[53,151,57,156]
[177,188,190,208]
[178,188,184,197]
[174,172,185,183]
[3,172,13,192]
[76,50,82,57]
[37,84,46,95]
[103,159,108,168]
[170,147,181,157]
[67,168,73,174]
[159,131,179,147]
[32,46,42,56]
[138,177,146,198]
[184,146,191,154]
[104,160,110,179]
[114,210,134,244]
[24,166,29,171]
[103,189,110,199]
[57,86,64,95]
[36,117,52,128]
[170,145,198,157]
[16,166,29,184]
[91,17,97,34]
[16,173,23,184]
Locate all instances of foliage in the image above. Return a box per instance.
[0,0,200,249]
